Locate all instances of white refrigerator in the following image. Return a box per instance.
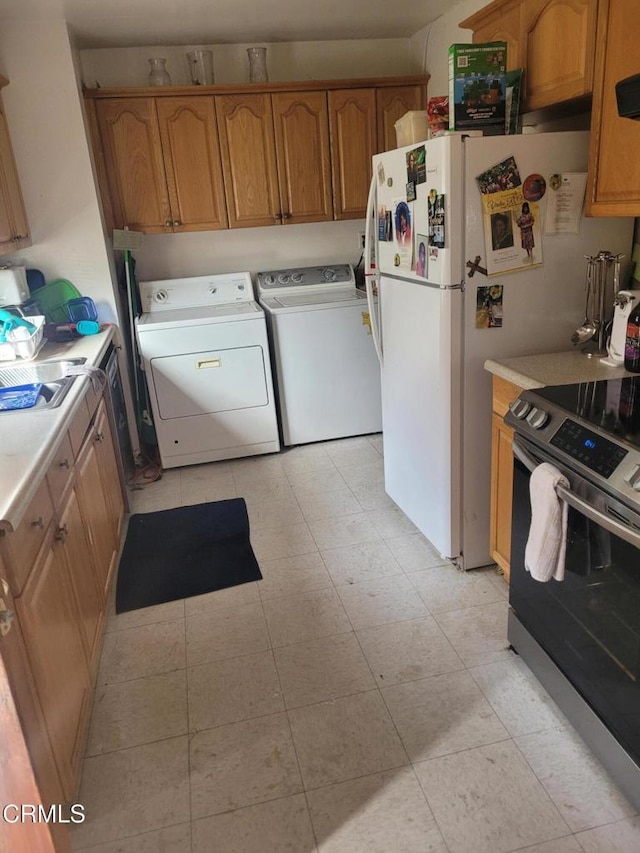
[364,130,633,570]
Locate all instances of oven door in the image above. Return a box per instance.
[510,435,640,767]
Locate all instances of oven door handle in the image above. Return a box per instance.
[512,438,640,550]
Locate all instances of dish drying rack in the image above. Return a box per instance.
[0,315,46,362]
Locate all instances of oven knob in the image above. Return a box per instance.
[291,273,303,283]
[509,399,532,419]
[526,407,549,429]
[322,268,337,281]
[624,464,640,490]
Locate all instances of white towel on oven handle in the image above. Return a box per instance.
[524,462,570,582]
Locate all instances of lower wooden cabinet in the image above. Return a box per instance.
[75,399,121,601]
[0,383,126,844]
[489,376,523,582]
[15,529,92,801]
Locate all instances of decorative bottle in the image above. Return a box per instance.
[247,47,268,83]
[148,58,171,87]
[624,305,640,373]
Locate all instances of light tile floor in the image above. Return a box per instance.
[73,436,639,853]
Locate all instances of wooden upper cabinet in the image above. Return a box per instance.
[0,79,31,256]
[586,0,640,216]
[329,88,377,220]
[216,94,280,228]
[376,85,428,153]
[94,98,171,233]
[523,0,597,110]
[272,91,333,223]
[460,0,596,111]
[460,0,524,71]
[156,97,227,231]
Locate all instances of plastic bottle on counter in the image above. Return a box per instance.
[624,305,640,373]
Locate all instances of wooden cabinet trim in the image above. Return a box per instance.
[492,375,524,418]
[84,75,430,99]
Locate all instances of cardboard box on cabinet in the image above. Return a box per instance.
[449,42,507,135]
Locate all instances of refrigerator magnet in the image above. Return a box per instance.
[406,181,416,202]
[476,284,504,329]
[378,205,387,240]
[377,161,386,185]
[428,191,446,249]
[416,235,428,278]
[406,146,426,185]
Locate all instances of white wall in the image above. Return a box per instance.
[0,21,119,324]
[81,38,417,88]
[414,0,483,98]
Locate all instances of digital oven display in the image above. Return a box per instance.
[549,419,628,477]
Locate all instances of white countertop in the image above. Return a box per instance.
[484,349,636,390]
[0,328,115,532]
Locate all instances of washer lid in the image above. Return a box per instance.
[136,301,264,331]
[261,287,367,311]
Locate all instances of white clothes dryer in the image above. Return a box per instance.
[256,264,382,446]
[136,272,279,468]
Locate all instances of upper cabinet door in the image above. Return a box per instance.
[215,94,281,228]
[586,0,640,216]
[95,98,172,233]
[461,0,524,70]
[156,97,228,231]
[0,86,31,255]
[523,0,597,110]
[328,88,377,220]
[376,85,428,153]
[272,91,333,224]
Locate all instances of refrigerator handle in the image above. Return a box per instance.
[364,171,377,276]
[364,169,383,365]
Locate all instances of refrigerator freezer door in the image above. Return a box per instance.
[372,135,465,289]
[380,275,462,558]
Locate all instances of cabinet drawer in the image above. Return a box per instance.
[46,432,74,503]
[492,376,524,418]
[0,478,54,595]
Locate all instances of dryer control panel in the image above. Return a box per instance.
[139,272,254,313]
[256,264,354,293]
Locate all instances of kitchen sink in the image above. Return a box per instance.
[0,358,87,410]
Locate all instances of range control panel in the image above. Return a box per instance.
[256,264,354,292]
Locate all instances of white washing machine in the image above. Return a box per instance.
[256,264,382,446]
[136,272,280,468]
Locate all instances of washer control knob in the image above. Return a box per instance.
[279,274,290,284]
[624,464,640,490]
[237,284,245,290]
[264,275,275,286]
[154,289,168,303]
[291,273,303,283]
[209,286,217,294]
[322,268,337,281]
[526,407,549,430]
[509,399,532,419]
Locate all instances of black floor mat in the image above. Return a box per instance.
[115,498,261,613]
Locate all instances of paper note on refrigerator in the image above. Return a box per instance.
[544,172,587,235]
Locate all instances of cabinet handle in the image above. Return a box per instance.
[30,516,44,529]
[58,458,70,469]
[273,212,283,221]
[95,432,105,444]
[164,220,172,227]
[55,524,68,543]
[173,220,181,227]
[282,212,292,220]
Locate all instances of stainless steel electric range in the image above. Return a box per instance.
[505,376,640,811]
